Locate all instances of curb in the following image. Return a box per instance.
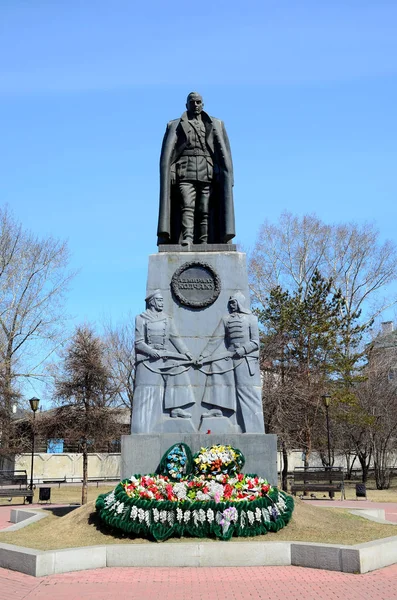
[0,509,396,577]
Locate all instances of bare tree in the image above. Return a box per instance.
[0,207,74,459]
[103,319,135,421]
[52,325,120,504]
[249,212,397,321]
[357,345,397,489]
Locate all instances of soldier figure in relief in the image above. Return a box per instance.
[131,290,195,433]
[198,292,265,433]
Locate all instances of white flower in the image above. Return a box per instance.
[145,510,151,526]
[247,511,255,525]
[116,502,124,514]
[104,491,115,508]
[130,506,138,520]
[240,511,246,529]
[193,510,199,526]
[207,508,214,523]
[160,510,167,523]
[184,510,191,523]
[262,508,270,522]
[109,500,119,512]
[167,511,175,526]
[207,481,224,499]
[173,482,188,500]
[152,508,160,522]
[138,508,145,522]
[198,509,206,523]
[255,508,262,522]
[176,508,183,522]
[196,490,210,501]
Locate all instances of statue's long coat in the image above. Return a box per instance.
[157,111,235,245]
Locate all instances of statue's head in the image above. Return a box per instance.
[186,92,203,116]
[228,292,251,314]
[145,289,164,312]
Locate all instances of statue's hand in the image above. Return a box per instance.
[195,355,204,367]
[148,349,161,359]
[233,347,245,359]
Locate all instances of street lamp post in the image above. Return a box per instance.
[322,394,333,498]
[322,394,332,468]
[28,397,40,504]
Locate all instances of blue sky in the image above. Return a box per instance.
[1,0,397,365]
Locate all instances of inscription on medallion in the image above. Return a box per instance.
[171,261,221,308]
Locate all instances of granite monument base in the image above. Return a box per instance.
[121,433,278,485]
[132,250,261,434]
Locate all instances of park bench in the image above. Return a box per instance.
[41,477,67,488]
[291,467,345,500]
[0,470,33,503]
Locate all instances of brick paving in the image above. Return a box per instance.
[1,501,397,599]
[1,565,397,600]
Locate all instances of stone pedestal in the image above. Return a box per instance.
[121,433,278,485]
[139,250,252,433]
[125,248,278,483]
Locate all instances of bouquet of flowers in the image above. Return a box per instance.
[192,444,245,477]
[158,443,193,481]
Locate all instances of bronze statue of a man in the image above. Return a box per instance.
[157,92,235,246]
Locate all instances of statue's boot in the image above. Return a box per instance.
[197,212,208,244]
[181,208,194,245]
[201,408,223,418]
[170,408,192,419]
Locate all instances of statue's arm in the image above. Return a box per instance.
[169,319,193,359]
[199,319,225,360]
[233,316,259,358]
[244,316,260,354]
[135,316,159,358]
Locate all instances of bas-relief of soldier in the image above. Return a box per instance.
[131,290,195,433]
[157,92,235,247]
[198,292,265,433]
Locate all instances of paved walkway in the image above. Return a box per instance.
[305,499,397,522]
[0,503,74,531]
[1,501,397,599]
[1,564,397,600]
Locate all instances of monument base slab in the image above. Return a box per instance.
[121,433,278,485]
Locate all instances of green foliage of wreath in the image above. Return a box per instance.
[95,479,294,542]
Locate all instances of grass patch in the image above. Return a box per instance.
[0,484,116,506]
[0,496,395,550]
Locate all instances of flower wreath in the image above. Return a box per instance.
[95,442,294,542]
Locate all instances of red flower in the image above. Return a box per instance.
[237,473,244,481]
[262,484,270,493]
[223,484,233,499]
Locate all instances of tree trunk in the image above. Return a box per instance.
[82,439,88,505]
[357,452,370,483]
